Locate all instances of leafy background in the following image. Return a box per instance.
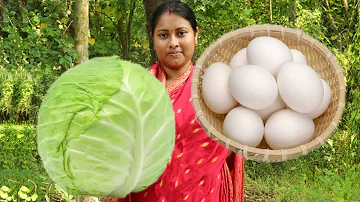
[0,0,359,201]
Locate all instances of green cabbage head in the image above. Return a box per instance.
[37,56,175,198]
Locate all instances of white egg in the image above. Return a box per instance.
[202,62,238,114]
[290,49,307,64]
[308,79,332,119]
[247,36,293,77]
[265,109,315,150]
[229,65,278,110]
[277,62,324,113]
[223,106,264,147]
[254,94,286,123]
[229,48,249,69]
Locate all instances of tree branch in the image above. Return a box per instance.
[325,0,330,9]
[99,11,123,50]
[342,0,349,16]
[289,0,297,25]
[348,0,359,31]
[18,0,24,19]
[318,0,338,31]
[269,0,273,22]
[126,0,136,58]
[0,0,5,20]
[117,16,126,58]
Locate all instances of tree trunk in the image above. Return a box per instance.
[125,0,136,59]
[348,0,359,31]
[117,16,127,59]
[73,2,91,200]
[18,0,24,19]
[74,0,89,65]
[269,0,273,22]
[143,0,180,64]
[341,0,349,16]
[0,0,5,21]
[289,0,297,25]
[116,0,136,60]
[323,0,338,31]
[325,0,330,9]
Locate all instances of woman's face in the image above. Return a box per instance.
[153,13,198,69]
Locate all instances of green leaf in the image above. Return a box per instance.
[0,191,8,199]
[18,191,27,199]
[37,57,175,198]
[0,186,10,193]
[59,58,67,66]
[331,35,338,40]
[60,17,69,24]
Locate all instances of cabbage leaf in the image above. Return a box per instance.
[37,57,175,197]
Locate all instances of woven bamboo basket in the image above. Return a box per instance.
[192,24,346,162]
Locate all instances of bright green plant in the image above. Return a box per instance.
[0,1,78,123]
[0,124,42,171]
[184,0,256,60]
[0,169,47,202]
[281,165,360,201]
[0,69,14,121]
[0,67,59,123]
[15,71,34,120]
[17,185,38,201]
[0,6,77,72]
[0,124,89,201]
[343,22,360,165]
[295,2,328,42]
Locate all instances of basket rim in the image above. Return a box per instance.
[191,24,346,162]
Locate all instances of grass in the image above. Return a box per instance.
[244,160,360,202]
[2,124,360,201]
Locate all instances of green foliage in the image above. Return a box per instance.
[317,0,358,51]
[15,69,34,120]
[185,0,256,59]
[295,2,328,43]
[0,168,82,202]
[0,124,46,201]
[0,1,76,123]
[342,22,360,165]
[0,124,42,171]
[0,4,77,72]
[0,67,59,123]
[0,68,14,120]
[88,0,151,67]
[280,165,360,201]
[0,124,80,201]
[245,151,360,201]
[0,181,40,202]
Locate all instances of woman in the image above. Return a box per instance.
[105,1,245,201]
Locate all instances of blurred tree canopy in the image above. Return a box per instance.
[1,0,357,70]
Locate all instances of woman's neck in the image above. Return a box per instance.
[161,61,192,86]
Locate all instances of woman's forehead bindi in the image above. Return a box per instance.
[168,8,173,15]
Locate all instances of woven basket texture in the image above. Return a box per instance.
[192,24,346,162]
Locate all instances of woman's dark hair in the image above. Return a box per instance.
[150,1,197,36]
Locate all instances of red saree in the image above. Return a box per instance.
[105,63,245,202]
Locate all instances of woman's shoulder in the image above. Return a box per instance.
[148,62,160,72]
